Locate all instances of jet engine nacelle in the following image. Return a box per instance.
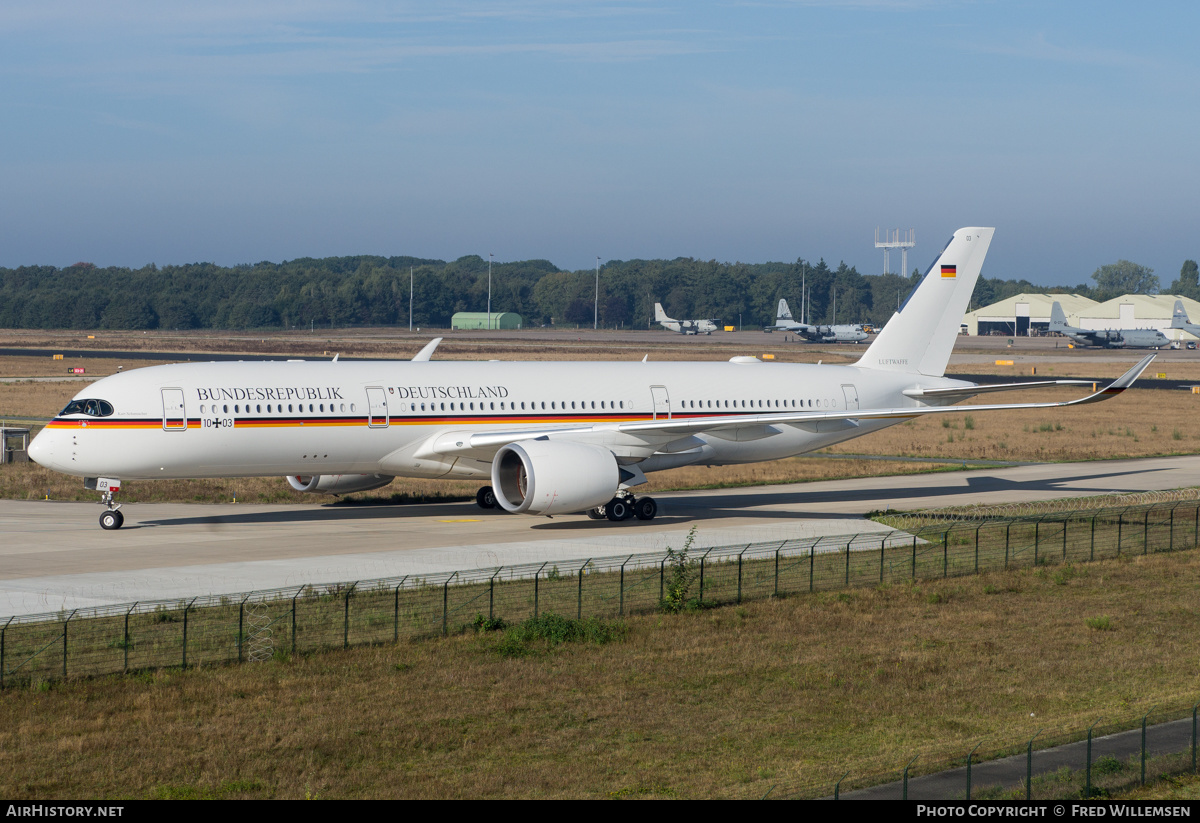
[491,439,619,515]
[287,473,395,495]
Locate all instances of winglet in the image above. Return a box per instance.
[1072,353,1155,404]
[412,338,443,362]
[1108,353,1156,390]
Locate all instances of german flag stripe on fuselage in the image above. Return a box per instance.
[44,411,760,430]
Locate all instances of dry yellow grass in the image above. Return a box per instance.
[834,388,1199,463]
[1,380,98,420]
[1,549,1198,799]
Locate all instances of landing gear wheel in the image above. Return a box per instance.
[99,510,124,530]
[633,497,658,520]
[586,507,605,520]
[605,497,633,522]
[476,486,497,509]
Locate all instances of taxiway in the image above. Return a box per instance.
[1,455,1197,617]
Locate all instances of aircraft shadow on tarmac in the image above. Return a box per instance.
[526,466,1168,530]
[137,501,478,528]
[135,466,1167,530]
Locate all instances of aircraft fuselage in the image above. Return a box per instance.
[30,359,958,482]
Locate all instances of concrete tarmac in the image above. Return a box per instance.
[2,455,1198,617]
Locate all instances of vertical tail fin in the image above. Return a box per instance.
[1050,301,1068,330]
[1173,300,1190,328]
[856,227,994,376]
[777,299,793,321]
[654,303,669,322]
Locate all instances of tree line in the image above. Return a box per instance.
[0,253,1191,331]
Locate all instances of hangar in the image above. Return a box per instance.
[962,294,1097,337]
[962,294,1200,341]
[1078,294,1200,341]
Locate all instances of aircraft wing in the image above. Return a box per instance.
[902,379,1093,401]
[422,355,1153,458]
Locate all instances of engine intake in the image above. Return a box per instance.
[287,474,394,495]
[491,439,619,515]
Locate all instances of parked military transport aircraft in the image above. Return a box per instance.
[1050,301,1169,349]
[30,228,1153,530]
[768,299,868,343]
[1170,300,1200,338]
[654,303,720,335]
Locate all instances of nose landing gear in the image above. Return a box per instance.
[86,477,125,530]
[99,506,124,530]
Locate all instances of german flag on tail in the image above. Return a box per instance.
[941,264,957,278]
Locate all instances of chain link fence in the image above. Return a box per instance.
[771,701,1200,800]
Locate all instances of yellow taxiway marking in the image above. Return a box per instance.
[438,519,482,523]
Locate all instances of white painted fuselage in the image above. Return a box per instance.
[30,358,953,482]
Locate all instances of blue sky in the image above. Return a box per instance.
[2,1,1198,286]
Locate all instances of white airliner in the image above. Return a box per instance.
[654,303,720,335]
[768,299,868,343]
[30,228,1153,530]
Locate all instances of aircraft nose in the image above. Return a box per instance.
[27,430,55,468]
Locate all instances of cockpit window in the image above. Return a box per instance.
[60,399,115,417]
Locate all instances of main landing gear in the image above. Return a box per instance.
[586,493,658,522]
[474,485,658,522]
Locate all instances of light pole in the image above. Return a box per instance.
[487,253,493,330]
[594,257,600,330]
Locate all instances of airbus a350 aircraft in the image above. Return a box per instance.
[1050,301,1169,349]
[31,228,1153,530]
[654,303,720,335]
[768,299,868,343]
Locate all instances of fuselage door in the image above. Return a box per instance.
[162,388,187,431]
[366,386,389,428]
[841,384,859,411]
[650,385,670,420]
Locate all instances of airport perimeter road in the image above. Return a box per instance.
[1,454,1198,615]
